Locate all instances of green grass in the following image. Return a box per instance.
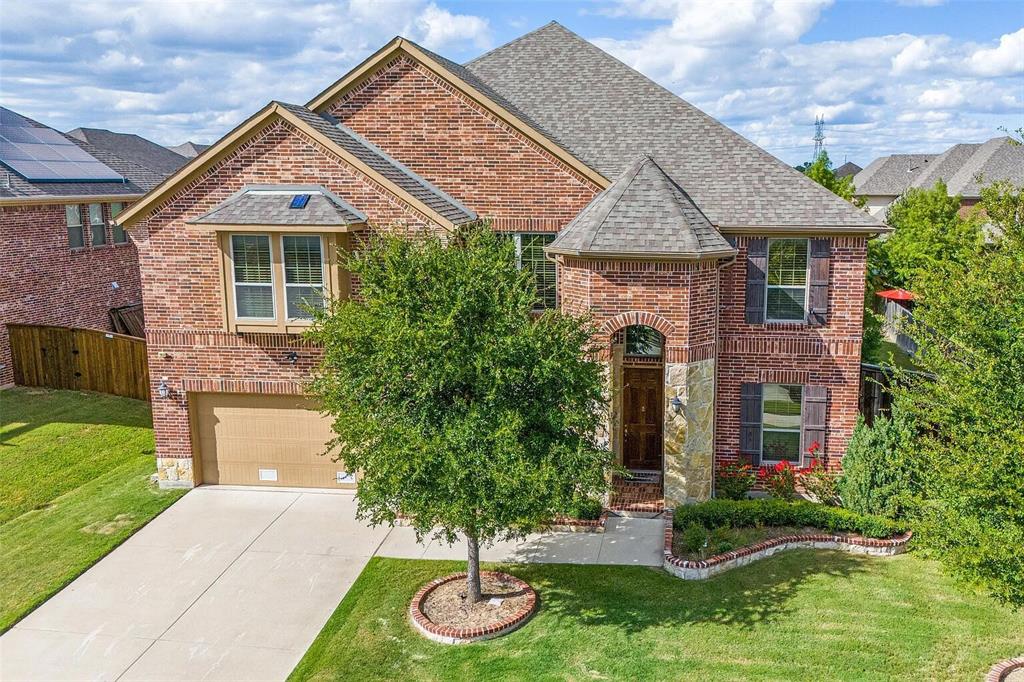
[291,555,1024,682]
[0,387,186,631]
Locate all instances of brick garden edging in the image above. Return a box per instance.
[548,511,609,533]
[986,657,1024,681]
[661,510,912,580]
[409,571,538,644]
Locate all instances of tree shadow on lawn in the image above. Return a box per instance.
[0,387,152,444]
[498,550,875,632]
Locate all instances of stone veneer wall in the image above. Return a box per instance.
[663,358,716,506]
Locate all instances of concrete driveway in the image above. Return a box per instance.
[1,486,663,682]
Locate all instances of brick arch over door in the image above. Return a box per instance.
[600,311,676,338]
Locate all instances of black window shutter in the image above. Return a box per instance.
[808,238,831,326]
[745,239,768,324]
[739,382,763,465]
[801,385,827,466]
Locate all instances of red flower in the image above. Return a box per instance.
[807,440,821,454]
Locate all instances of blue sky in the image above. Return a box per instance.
[1,0,1021,166]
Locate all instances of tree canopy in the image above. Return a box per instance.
[801,151,859,204]
[307,225,613,601]
[894,181,1024,608]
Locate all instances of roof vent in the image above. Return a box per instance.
[289,194,311,209]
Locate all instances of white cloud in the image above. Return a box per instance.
[965,28,1024,77]
[415,4,491,50]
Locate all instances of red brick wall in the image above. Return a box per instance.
[716,236,867,472]
[0,202,142,386]
[324,55,602,233]
[138,117,442,464]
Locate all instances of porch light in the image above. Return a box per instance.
[670,396,683,415]
[157,377,171,399]
[286,351,299,365]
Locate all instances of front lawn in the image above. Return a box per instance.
[0,387,186,631]
[292,555,1024,681]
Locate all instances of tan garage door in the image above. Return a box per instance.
[192,393,354,488]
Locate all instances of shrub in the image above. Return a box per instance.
[759,461,798,500]
[838,409,920,519]
[564,496,603,521]
[681,522,709,554]
[673,499,905,539]
[716,461,756,500]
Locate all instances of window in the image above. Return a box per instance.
[282,235,325,319]
[65,205,84,248]
[762,384,803,463]
[89,203,106,246]
[766,238,808,321]
[624,325,663,357]
[231,234,275,319]
[110,202,127,243]
[512,233,556,309]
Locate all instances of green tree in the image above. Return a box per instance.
[801,151,859,203]
[307,225,613,602]
[838,409,921,519]
[872,181,983,289]
[894,181,1024,607]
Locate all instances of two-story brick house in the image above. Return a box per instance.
[0,106,188,386]
[117,22,885,505]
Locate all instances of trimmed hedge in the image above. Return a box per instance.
[673,499,906,539]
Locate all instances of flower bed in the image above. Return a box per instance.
[662,500,911,580]
[409,572,538,644]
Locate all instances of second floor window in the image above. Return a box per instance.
[110,202,128,243]
[89,203,106,246]
[512,233,556,309]
[66,205,84,248]
[766,238,807,321]
[228,233,331,328]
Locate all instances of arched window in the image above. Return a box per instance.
[624,324,663,358]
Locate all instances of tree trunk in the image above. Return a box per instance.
[466,531,482,604]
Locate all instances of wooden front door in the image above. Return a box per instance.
[622,366,664,470]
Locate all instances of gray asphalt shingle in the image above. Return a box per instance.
[189,185,366,226]
[465,22,883,230]
[549,154,736,258]
[854,154,937,196]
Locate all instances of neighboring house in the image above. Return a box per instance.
[116,22,885,505]
[854,137,1024,217]
[0,106,187,386]
[834,161,861,179]
[167,141,210,158]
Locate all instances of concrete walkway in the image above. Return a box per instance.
[1,486,663,682]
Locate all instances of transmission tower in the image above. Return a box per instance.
[812,115,826,160]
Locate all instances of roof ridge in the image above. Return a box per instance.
[464,20,561,66]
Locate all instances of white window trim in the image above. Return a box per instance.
[512,232,557,309]
[764,238,810,324]
[281,234,326,322]
[230,233,277,321]
[760,383,803,465]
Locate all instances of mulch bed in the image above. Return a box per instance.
[410,571,538,644]
[422,574,530,629]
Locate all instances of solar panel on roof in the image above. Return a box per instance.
[0,108,124,182]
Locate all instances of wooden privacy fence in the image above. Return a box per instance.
[8,324,150,401]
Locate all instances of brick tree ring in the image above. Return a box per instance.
[409,571,538,644]
[986,657,1024,682]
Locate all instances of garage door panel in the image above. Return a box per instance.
[193,393,352,488]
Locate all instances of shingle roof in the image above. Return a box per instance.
[548,155,735,259]
[857,137,1024,199]
[66,128,189,176]
[277,102,476,225]
[167,141,210,158]
[464,22,882,230]
[0,106,169,201]
[835,162,862,179]
[189,184,366,225]
[853,154,937,196]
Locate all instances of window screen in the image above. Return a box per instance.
[65,205,83,248]
[766,239,808,321]
[89,203,106,246]
[110,202,127,243]
[231,234,274,319]
[517,233,556,309]
[762,383,803,462]
[282,235,325,319]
